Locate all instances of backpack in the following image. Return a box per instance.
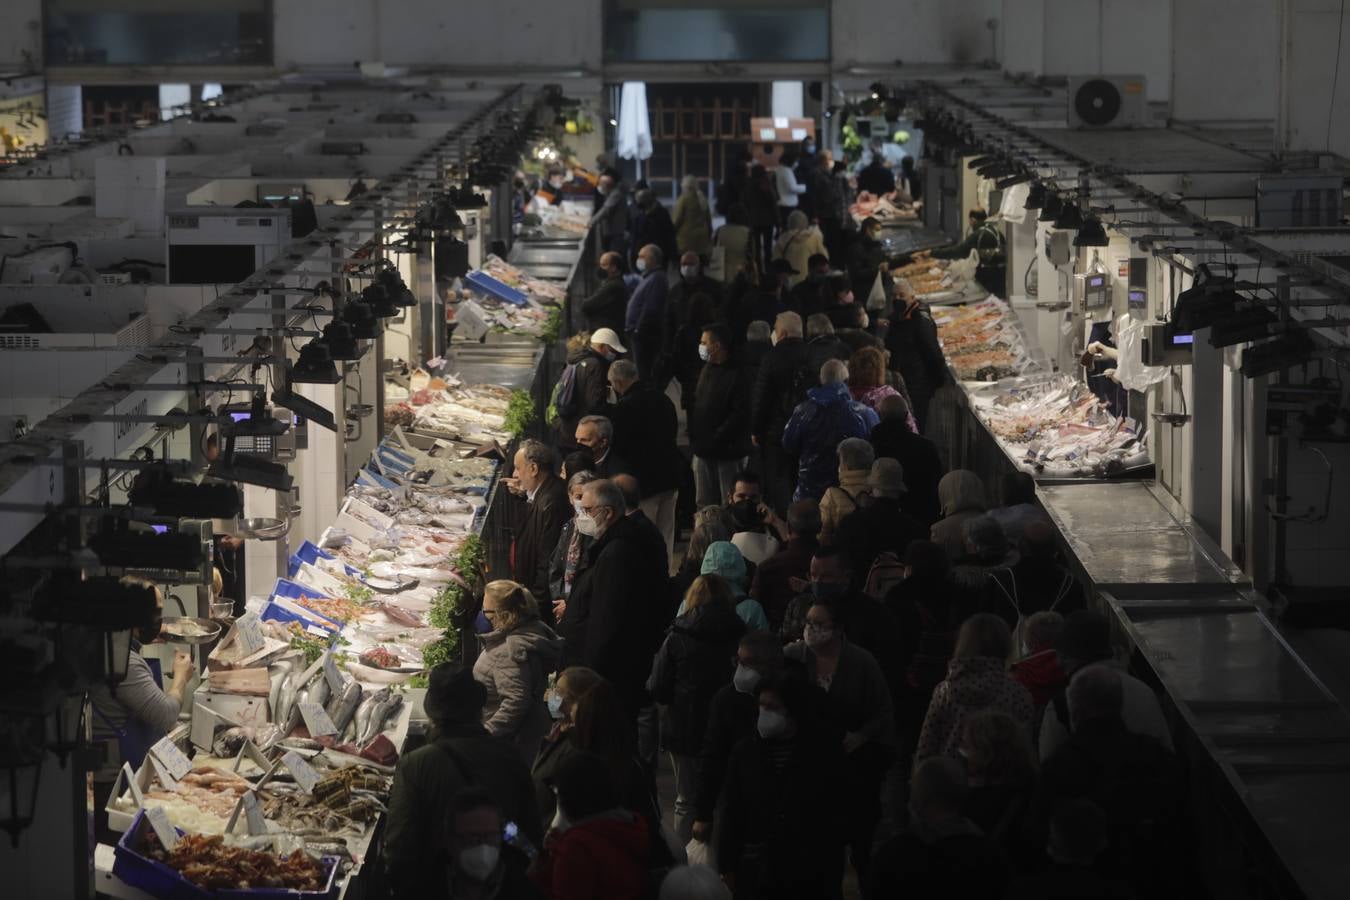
[552,361,581,419]
[864,551,907,600]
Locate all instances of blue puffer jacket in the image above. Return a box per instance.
[782,382,880,502]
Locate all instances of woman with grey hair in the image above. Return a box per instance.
[818,437,876,545]
[674,174,712,257]
[546,470,600,622]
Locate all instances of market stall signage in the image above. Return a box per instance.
[235,612,265,655]
[149,736,192,781]
[282,751,321,794]
[144,806,179,851]
[323,651,345,693]
[297,701,338,736]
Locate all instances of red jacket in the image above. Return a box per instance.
[531,812,651,900]
[1011,649,1067,708]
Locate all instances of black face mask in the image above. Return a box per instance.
[138,611,163,645]
[597,267,611,280]
[728,498,764,531]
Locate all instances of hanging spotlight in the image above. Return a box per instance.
[272,368,337,432]
[362,283,399,318]
[1209,304,1277,348]
[207,433,293,490]
[1054,202,1085,231]
[291,340,343,385]
[967,156,995,170]
[128,463,243,518]
[996,171,1033,189]
[1038,193,1065,223]
[1072,215,1109,246]
[377,269,416,307]
[1024,182,1046,210]
[89,518,205,571]
[342,299,381,339]
[1240,331,1315,378]
[345,178,369,201]
[321,320,363,360]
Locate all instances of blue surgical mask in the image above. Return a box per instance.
[547,694,564,719]
[804,143,816,155]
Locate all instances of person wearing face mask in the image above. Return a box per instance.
[749,311,809,513]
[785,597,896,886]
[535,167,568,207]
[781,359,879,503]
[688,632,795,847]
[647,575,747,843]
[846,217,893,313]
[591,174,630,255]
[439,787,542,900]
[661,251,723,392]
[749,500,820,632]
[833,458,929,584]
[89,577,194,840]
[810,151,846,263]
[625,242,670,382]
[558,330,624,452]
[386,663,541,900]
[546,471,599,627]
[690,323,753,509]
[787,254,832,318]
[882,287,948,432]
[724,470,784,566]
[531,666,603,825]
[531,752,654,900]
[559,479,669,719]
[715,672,845,900]
[581,252,629,335]
[631,193,678,273]
[473,582,565,764]
[574,414,630,479]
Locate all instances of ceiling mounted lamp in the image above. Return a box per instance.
[272,369,337,432]
[342,299,381,339]
[996,171,1033,189]
[291,340,343,385]
[1054,202,1085,231]
[377,269,416,307]
[1024,182,1046,210]
[1037,193,1065,223]
[321,320,363,361]
[128,463,243,519]
[0,717,43,847]
[362,283,399,318]
[1073,215,1110,246]
[207,437,293,491]
[44,687,86,769]
[967,155,995,170]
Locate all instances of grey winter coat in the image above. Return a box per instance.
[473,619,565,762]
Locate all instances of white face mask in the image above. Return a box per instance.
[456,843,500,882]
[771,333,779,347]
[803,623,836,649]
[698,344,711,362]
[636,257,648,273]
[757,708,789,739]
[574,511,601,537]
[548,693,565,718]
[680,265,699,281]
[550,178,564,189]
[733,664,762,695]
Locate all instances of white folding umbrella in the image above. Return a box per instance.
[616,81,653,181]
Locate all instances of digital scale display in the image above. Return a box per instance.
[1171,333,1194,345]
[1128,289,1147,308]
[1083,273,1111,309]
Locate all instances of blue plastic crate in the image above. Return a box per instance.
[463,270,528,307]
[114,810,340,899]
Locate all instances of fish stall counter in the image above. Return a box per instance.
[926,296,1151,484]
[96,373,521,900]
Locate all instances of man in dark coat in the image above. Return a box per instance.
[385,664,540,900]
[625,243,670,382]
[507,440,571,620]
[580,252,628,334]
[608,359,683,563]
[631,191,677,269]
[689,322,752,509]
[787,253,832,318]
[574,414,631,479]
[868,394,944,524]
[751,311,810,514]
[782,358,879,503]
[557,328,623,451]
[884,295,949,431]
[833,458,929,582]
[750,499,821,632]
[560,479,669,718]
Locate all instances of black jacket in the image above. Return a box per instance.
[805,334,852,376]
[836,326,883,353]
[865,827,1009,900]
[610,382,683,496]
[581,276,628,334]
[634,204,677,266]
[693,685,756,821]
[560,515,669,715]
[689,359,752,460]
[856,161,896,197]
[884,305,948,406]
[834,496,930,581]
[385,724,540,900]
[736,340,771,389]
[788,275,828,318]
[847,234,893,301]
[869,420,945,524]
[716,730,846,897]
[647,601,747,755]
[750,336,810,444]
[558,346,612,446]
[660,276,719,389]
[512,474,572,606]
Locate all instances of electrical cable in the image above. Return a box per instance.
[1329,0,1348,152]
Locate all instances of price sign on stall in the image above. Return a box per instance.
[234,613,265,656]
[323,651,345,693]
[297,701,338,737]
[282,751,321,795]
[149,737,192,782]
[145,806,179,851]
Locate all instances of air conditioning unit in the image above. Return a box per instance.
[1066,76,1148,129]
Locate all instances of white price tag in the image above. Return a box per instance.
[144,805,179,851]
[297,701,337,736]
[149,737,192,781]
[234,612,265,655]
[241,791,268,835]
[147,752,178,791]
[305,624,329,638]
[281,751,321,794]
[323,652,344,693]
